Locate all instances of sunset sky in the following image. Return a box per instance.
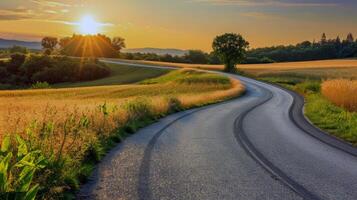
[0,0,356,51]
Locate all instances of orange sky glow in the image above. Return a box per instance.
[0,0,356,51]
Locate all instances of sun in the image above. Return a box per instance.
[78,15,101,35]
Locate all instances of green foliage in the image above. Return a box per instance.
[295,81,321,94]
[142,69,231,85]
[83,141,105,163]
[247,33,357,63]
[9,46,28,54]
[183,50,209,64]
[119,50,221,65]
[31,82,51,89]
[124,98,154,121]
[41,37,58,55]
[0,55,111,86]
[0,135,48,200]
[212,33,249,72]
[305,94,357,146]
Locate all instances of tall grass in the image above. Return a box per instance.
[260,76,357,146]
[0,69,244,199]
[322,79,357,112]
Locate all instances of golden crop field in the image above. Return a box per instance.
[0,69,244,142]
[119,59,357,79]
[322,79,357,112]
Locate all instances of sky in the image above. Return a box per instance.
[0,0,356,51]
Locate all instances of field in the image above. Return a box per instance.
[119,59,357,79]
[54,63,169,88]
[0,66,244,198]
[0,69,242,138]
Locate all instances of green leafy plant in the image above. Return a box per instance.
[0,135,48,200]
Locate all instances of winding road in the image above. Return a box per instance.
[79,60,357,200]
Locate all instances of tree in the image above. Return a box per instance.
[184,50,209,64]
[60,34,119,58]
[297,41,312,48]
[7,53,26,74]
[320,33,327,44]
[212,33,249,72]
[111,37,126,53]
[346,33,354,43]
[9,45,28,54]
[41,37,58,55]
[59,37,71,49]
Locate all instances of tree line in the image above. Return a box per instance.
[119,33,357,64]
[119,50,221,64]
[247,33,357,62]
[0,54,111,88]
[37,32,357,72]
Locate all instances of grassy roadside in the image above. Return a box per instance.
[0,69,245,199]
[258,76,357,146]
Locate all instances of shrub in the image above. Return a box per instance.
[7,53,26,74]
[22,55,53,80]
[260,57,275,63]
[77,63,111,81]
[124,98,154,121]
[3,55,112,85]
[83,141,105,163]
[31,81,51,89]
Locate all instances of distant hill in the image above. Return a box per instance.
[122,48,188,56]
[0,38,41,50]
[0,38,188,56]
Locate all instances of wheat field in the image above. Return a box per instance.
[322,79,357,112]
[0,69,244,142]
[118,59,357,79]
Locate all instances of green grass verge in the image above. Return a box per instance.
[305,94,357,146]
[141,69,230,85]
[54,63,170,88]
[258,76,357,146]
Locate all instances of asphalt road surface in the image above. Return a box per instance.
[79,60,357,200]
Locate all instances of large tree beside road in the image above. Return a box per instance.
[213,33,249,72]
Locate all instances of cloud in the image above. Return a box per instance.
[240,12,282,20]
[0,0,74,21]
[0,8,35,21]
[30,0,71,7]
[192,0,338,7]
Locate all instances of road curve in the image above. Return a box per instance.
[79,60,357,200]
